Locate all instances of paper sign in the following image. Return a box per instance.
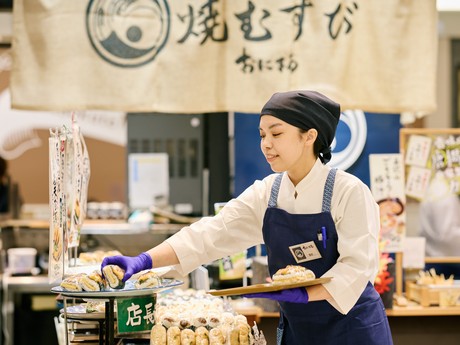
[369,154,406,252]
[405,165,432,200]
[401,130,460,201]
[128,153,169,209]
[403,237,426,269]
[405,135,432,167]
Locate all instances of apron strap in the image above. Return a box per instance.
[268,168,337,210]
[268,173,283,208]
[322,168,337,212]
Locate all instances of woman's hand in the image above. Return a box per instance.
[101,252,152,282]
[244,288,309,304]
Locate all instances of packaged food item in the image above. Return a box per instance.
[135,270,162,289]
[180,328,195,345]
[160,312,178,328]
[49,128,67,283]
[151,289,265,345]
[167,326,181,345]
[272,265,315,285]
[150,324,167,345]
[207,312,221,329]
[60,274,84,291]
[102,264,125,289]
[85,300,105,313]
[80,271,105,292]
[177,313,192,330]
[48,116,91,283]
[228,327,239,345]
[195,327,209,345]
[78,250,122,264]
[237,323,252,345]
[209,328,224,345]
[68,115,91,248]
[416,268,454,286]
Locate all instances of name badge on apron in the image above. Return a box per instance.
[289,241,322,263]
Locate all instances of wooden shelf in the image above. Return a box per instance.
[235,302,460,319]
[386,304,460,316]
[0,219,184,235]
[424,257,460,264]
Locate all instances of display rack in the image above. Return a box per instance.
[51,279,182,345]
[57,294,116,345]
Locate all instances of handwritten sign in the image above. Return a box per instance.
[400,129,460,201]
[369,153,406,252]
[405,135,432,167]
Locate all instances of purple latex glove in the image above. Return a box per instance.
[244,288,309,304]
[101,252,152,282]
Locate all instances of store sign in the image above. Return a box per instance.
[11,0,437,114]
[116,295,157,334]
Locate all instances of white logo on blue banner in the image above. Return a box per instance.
[329,110,367,170]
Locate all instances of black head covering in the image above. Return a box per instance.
[260,90,341,164]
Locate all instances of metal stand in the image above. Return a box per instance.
[62,296,113,345]
[52,278,182,345]
[105,297,116,345]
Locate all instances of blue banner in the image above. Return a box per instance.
[234,112,402,195]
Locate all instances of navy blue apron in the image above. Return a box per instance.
[262,170,393,345]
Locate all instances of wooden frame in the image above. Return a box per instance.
[400,127,460,197]
[396,128,460,296]
[400,128,460,161]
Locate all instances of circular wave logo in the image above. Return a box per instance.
[86,0,170,68]
[329,109,367,170]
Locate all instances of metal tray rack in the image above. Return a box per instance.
[51,279,183,345]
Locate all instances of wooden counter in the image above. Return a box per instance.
[387,302,460,316]
[0,219,184,235]
[236,301,460,319]
[236,302,460,345]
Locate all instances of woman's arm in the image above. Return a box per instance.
[146,242,179,268]
[307,284,332,301]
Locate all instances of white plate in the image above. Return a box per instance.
[51,278,183,298]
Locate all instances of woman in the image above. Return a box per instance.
[102,90,393,344]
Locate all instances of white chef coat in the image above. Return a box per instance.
[419,194,460,257]
[166,159,380,314]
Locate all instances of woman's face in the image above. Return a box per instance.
[259,115,316,181]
